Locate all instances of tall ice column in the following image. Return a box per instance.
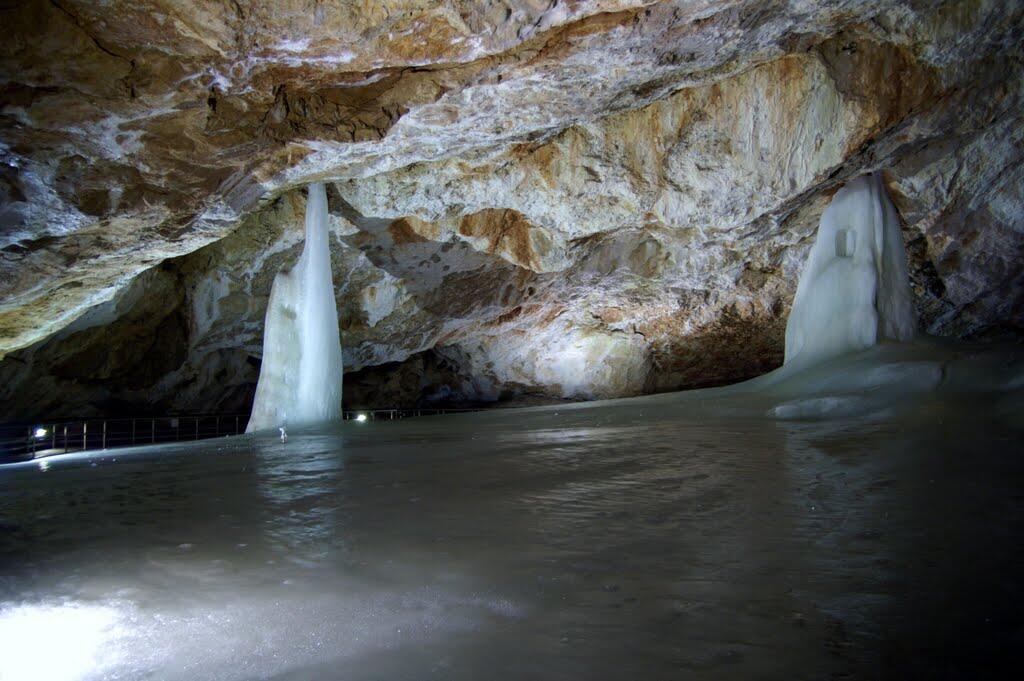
[247,183,343,432]
[784,173,915,369]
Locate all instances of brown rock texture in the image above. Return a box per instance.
[1,0,1022,418]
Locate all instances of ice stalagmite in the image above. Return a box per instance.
[784,173,915,369]
[247,183,343,432]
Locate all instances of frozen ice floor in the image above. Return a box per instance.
[1,340,1023,680]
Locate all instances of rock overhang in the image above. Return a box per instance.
[1,0,1022,418]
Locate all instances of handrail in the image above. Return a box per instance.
[0,408,484,464]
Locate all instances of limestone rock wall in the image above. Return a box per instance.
[1,0,1022,418]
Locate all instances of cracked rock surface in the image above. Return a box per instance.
[1,0,1022,418]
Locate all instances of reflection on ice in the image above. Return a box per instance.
[0,339,1022,679]
[0,587,515,681]
[0,602,124,681]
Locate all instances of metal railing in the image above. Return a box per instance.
[341,408,483,422]
[0,415,247,464]
[0,408,484,463]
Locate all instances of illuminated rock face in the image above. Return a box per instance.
[246,184,342,432]
[0,0,1022,417]
[785,175,915,369]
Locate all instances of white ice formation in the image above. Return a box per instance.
[784,173,915,369]
[247,183,343,432]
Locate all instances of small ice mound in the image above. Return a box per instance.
[769,396,870,420]
[784,359,944,396]
[784,173,915,370]
[765,352,944,420]
[857,361,943,391]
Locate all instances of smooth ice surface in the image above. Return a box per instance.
[2,339,1023,680]
[785,174,915,369]
[247,183,343,432]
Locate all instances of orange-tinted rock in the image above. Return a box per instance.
[0,0,1022,416]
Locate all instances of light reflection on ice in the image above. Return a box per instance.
[0,602,124,681]
[0,585,517,681]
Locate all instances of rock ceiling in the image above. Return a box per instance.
[1,0,1022,417]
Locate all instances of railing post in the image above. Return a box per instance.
[29,426,35,456]
[151,419,155,444]
[195,418,199,440]
[235,416,239,435]
[83,422,87,451]
[102,421,107,450]
[132,419,136,445]
[215,416,219,437]
[63,424,68,453]
[51,425,56,451]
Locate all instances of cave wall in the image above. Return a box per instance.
[1,0,1022,419]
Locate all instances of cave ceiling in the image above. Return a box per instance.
[1,0,1022,417]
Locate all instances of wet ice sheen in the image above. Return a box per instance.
[1,340,1023,680]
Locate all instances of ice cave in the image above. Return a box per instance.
[1,2,1023,680]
